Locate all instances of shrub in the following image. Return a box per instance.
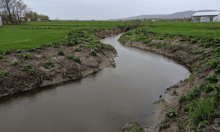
[12,61,18,66]
[75,47,81,52]
[23,53,33,59]
[23,65,34,75]
[43,61,55,69]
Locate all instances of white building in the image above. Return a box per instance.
[0,14,2,27]
[191,11,220,22]
[27,18,31,21]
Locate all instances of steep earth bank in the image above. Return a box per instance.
[0,27,129,98]
[119,28,220,132]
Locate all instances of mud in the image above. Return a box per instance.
[119,34,218,131]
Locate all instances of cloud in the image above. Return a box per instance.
[23,0,220,20]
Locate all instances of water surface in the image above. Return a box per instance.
[0,34,190,132]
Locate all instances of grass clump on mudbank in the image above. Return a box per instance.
[0,71,9,76]
[12,61,18,66]
[43,61,55,69]
[66,55,81,63]
[75,47,81,52]
[23,53,33,59]
[23,65,34,75]
[122,121,144,132]
[0,55,3,59]
[58,49,65,55]
[91,50,97,56]
[16,49,22,53]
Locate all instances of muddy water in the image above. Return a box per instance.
[0,34,190,132]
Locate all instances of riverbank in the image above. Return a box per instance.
[119,28,220,131]
[0,27,131,98]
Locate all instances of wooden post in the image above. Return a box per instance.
[0,14,2,28]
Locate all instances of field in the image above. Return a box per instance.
[0,21,125,51]
[1,21,220,51]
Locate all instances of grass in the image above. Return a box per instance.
[12,61,18,66]
[0,21,128,51]
[23,65,34,75]
[0,71,9,76]
[43,61,55,69]
[66,55,81,63]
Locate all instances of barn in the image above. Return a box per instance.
[191,11,220,22]
[0,14,2,27]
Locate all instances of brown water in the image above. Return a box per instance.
[0,34,190,132]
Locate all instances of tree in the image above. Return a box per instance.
[0,0,27,24]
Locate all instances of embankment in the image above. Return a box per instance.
[119,28,220,132]
[0,27,129,98]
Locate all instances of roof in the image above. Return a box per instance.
[192,11,220,16]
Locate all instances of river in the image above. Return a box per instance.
[0,33,190,132]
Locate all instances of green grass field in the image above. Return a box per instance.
[0,21,125,51]
[1,21,220,51]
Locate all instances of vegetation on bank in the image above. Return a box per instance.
[120,27,220,131]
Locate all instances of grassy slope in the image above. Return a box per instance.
[0,21,125,51]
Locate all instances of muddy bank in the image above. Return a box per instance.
[119,29,220,131]
[0,28,128,98]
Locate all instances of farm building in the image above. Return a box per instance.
[27,18,31,21]
[191,11,220,22]
[0,14,2,27]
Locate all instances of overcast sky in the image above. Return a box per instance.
[23,0,220,20]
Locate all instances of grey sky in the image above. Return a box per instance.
[23,0,220,20]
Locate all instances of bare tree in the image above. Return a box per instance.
[0,0,27,24]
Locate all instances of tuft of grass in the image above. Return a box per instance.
[75,47,81,52]
[58,49,65,55]
[22,53,33,59]
[66,55,81,63]
[91,50,97,56]
[187,97,215,128]
[43,61,55,69]
[165,109,176,118]
[12,61,18,66]
[16,49,22,53]
[189,72,198,81]
[0,71,9,76]
[23,65,34,75]
[0,55,3,59]
[3,59,10,62]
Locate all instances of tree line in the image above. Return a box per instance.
[0,0,49,25]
